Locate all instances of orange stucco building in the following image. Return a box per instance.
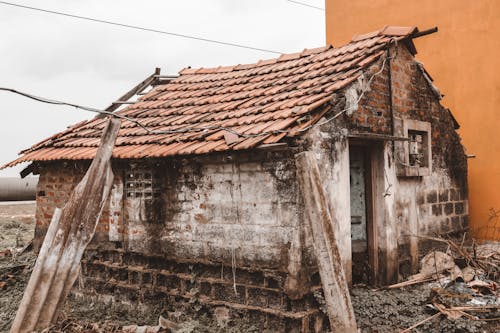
[325,0,500,239]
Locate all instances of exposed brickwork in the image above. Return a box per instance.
[389,47,467,239]
[338,45,468,279]
[365,46,468,235]
[34,162,86,249]
[36,151,301,269]
[420,187,468,234]
[390,46,467,184]
[77,249,327,332]
[348,61,393,134]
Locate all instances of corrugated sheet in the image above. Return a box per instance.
[3,26,418,168]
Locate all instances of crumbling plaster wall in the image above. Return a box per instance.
[152,152,300,270]
[345,45,468,277]
[34,152,327,331]
[35,151,304,272]
[389,45,468,275]
[302,124,352,283]
[303,45,469,282]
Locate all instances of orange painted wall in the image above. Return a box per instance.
[325,0,500,239]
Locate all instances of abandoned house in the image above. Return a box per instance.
[3,26,468,331]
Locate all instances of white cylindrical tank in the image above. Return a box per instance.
[0,177,38,201]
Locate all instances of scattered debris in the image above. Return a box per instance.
[388,236,500,332]
[0,249,12,258]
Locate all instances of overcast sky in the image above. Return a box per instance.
[0,0,325,177]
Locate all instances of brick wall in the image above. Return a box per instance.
[34,162,86,249]
[348,57,393,135]
[388,45,467,276]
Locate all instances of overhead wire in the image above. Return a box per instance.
[0,49,392,141]
[0,87,262,139]
[0,1,282,55]
[286,0,324,11]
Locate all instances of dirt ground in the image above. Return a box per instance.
[351,285,498,333]
[0,202,499,332]
[0,201,35,250]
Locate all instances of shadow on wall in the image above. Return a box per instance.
[0,177,38,201]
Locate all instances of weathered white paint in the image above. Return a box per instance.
[307,125,352,283]
[108,175,123,242]
[329,139,352,283]
[344,74,369,116]
[381,143,398,282]
[113,156,296,270]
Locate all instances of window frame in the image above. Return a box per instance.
[400,119,432,177]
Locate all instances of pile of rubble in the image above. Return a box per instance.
[387,237,499,332]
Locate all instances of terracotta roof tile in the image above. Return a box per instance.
[300,46,331,56]
[381,26,417,36]
[2,26,419,168]
[351,29,381,42]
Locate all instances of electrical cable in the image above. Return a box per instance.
[0,1,282,55]
[286,0,324,11]
[0,87,281,138]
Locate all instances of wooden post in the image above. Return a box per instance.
[10,117,121,333]
[295,151,358,333]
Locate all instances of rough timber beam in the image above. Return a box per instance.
[295,151,357,333]
[10,117,121,333]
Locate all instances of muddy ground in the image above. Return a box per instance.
[0,202,498,332]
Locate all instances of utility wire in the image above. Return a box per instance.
[286,0,324,11]
[0,1,282,55]
[0,87,277,138]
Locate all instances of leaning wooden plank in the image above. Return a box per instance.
[10,117,121,333]
[295,151,358,333]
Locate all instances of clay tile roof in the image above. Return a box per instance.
[2,26,419,169]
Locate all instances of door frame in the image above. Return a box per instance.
[349,141,381,284]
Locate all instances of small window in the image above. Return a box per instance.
[124,167,164,223]
[400,119,432,177]
[408,130,429,168]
